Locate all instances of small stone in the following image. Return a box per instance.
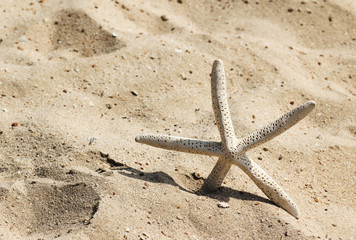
[124,227,130,232]
[192,172,202,179]
[103,170,113,176]
[88,137,96,145]
[131,90,138,96]
[11,122,19,127]
[139,232,150,240]
[217,202,230,208]
[160,15,168,21]
[18,36,28,43]
[112,32,117,37]
[181,73,187,80]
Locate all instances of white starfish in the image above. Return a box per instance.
[135,59,315,219]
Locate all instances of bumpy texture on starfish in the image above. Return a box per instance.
[135,59,315,219]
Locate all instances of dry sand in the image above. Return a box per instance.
[0,0,355,239]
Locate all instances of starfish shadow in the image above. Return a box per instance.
[199,186,275,206]
[114,166,275,206]
[115,165,193,194]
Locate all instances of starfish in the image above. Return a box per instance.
[135,59,315,219]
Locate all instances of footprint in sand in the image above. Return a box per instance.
[27,181,100,232]
[52,9,125,57]
[0,125,116,235]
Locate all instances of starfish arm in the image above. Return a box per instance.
[200,157,232,192]
[211,59,238,149]
[232,154,300,218]
[135,135,223,156]
[241,101,315,152]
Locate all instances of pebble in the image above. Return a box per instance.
[160,15,169,21]
[192,172,202,179]
[88,137,96,145]
[124,227,130,232]
[139,232,150,240]
[18,35,28,43]
[217,202,230,208]
[102,170,113,176]
[112,32,117,38]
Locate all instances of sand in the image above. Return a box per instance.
[0,0,355,239]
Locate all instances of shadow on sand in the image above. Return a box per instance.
[113,164,275,207]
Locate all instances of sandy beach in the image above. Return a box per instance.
[0,0,355,239]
